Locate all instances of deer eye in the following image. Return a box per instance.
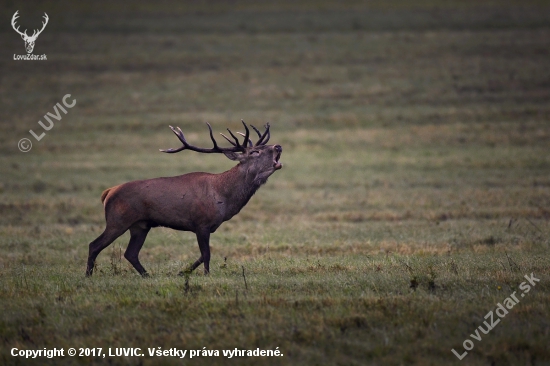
[250,150,260,156]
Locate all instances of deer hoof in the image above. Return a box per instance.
[178,268,193,277]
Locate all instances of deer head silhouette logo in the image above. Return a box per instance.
[11,11,49,54]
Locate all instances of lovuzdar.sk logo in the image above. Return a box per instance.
[12,10,48,61]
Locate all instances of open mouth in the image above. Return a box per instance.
[273,147,282,170]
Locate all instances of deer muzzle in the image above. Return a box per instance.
[273,145,283,170]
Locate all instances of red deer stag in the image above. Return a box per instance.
[86,121,282,277]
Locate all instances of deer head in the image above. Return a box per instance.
[161,121,282,185]
[12,11,49,54]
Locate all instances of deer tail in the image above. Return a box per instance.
[101,188,112,204]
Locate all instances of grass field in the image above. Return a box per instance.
[1,1,550,365]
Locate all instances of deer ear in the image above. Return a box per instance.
[223,151,241,161]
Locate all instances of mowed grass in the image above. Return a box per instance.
[1,1,550,365]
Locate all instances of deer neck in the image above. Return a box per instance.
[215,163,265,214]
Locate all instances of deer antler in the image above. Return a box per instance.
[30,13,49,39]
[11,11,28,38]
[251,123,271,146]
[11,11,49,40]
[160,121,269,154]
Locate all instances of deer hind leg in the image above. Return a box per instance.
[86,226,127,276]
[124,224,151,277]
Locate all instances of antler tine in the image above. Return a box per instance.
[159,125,188,153]
[206,122,219,149]
[11,11,28,37]
[174,126,188,143]
[241,120,251,147]
[263,124,271,144]
[226,128,241,147]
[237,132,253,147]
[250,124,263,139]
[255,123,271,146]
[220,133,237,146]
[34,13,49,37]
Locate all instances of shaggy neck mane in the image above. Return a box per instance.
[215,163,269,210]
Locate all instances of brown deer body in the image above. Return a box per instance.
[86,122,282,276]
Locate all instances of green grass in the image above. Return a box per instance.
[1,1,550,365]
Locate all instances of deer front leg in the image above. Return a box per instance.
[196,229,211,275]
[180,229,211,276]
